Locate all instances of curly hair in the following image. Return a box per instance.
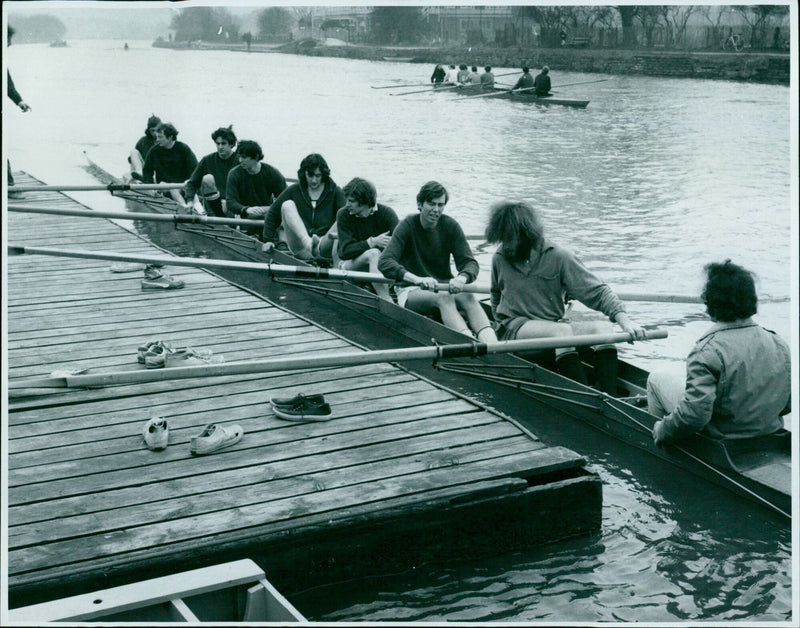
[156,123,178,140]
[702,259,757,322]
[485,201,545,262]
[297,153,330,184]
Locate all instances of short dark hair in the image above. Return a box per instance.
[343,177,377,207]
[702,260,758,322]
[236,140,263,161]
[522,66,530,73]
[485,200,545,262]
[211,125,237,145]
[157,123,178,139]
[297,153,331,183]
[471,66,478,72]
[484,66,492,72]
[416,181,448,207]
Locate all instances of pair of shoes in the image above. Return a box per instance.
[141,276,185,290]
[190,423,244,455]
[271,393,332,422]
[142,417,169,451]
[138,340,173,365]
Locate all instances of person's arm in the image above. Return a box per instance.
[336,210,369,260]
[225,167,247,217]
[142,149,156,184]
[449,221,479,284]
[653,346,719,445]
[183,145,198,180]
[378,219,411,281]
[262,185,292,242]
[7,71,30,111]
[490,255,502,322]
[184,157,205,199]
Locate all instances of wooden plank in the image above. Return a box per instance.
[9,449,582,574]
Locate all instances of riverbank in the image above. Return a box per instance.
[154,39,789,85]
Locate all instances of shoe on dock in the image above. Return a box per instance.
[141,275,185,290]
[270,393,327,408]
[190,423,244,455]
[272,397,332,422]
[143,342,175,369]
[142,417,169,451]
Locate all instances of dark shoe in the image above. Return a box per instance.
[190,423,244,455]
[271,393,326,408]
[592,347,619,395]
[273,399,333,422]
[130,171,145,182]
[554,351,588,385]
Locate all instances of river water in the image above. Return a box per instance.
[3,38,796,623]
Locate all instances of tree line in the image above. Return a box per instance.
[167,5,790,52]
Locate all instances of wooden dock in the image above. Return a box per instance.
[5,174,602,608]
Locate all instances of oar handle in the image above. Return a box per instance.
[9,183,186,192]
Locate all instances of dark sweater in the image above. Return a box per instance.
[262,180,346,242]
[378,214,479,283]
[185,152,239,199]
[336,203,399,260]
[142,141,197,183]
[225,163,287,217]
[8,71,23,105]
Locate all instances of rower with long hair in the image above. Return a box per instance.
[485,200,645,391]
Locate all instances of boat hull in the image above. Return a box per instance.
[82,156,790,519]
[442,84,590,107]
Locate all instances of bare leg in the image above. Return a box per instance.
[455,293,497,341]
[405,290,469,333]
[280,201,314,259]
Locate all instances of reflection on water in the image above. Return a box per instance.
[4,39,794,623]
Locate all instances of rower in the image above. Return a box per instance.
[456,64,471,85]
[480,66,495,90]
[226,140,286,232]
[510,66,534,92]
[468,65,481,85]
[335,177,399,301]
[184,125,239,217]
[484,200,645,392]
[430,64,446,85]
[649,260,791,446]
[262,153,344,263]
[378,181,497,342]
[129,114,161,182]
[140,122,198,210]
[534,66,552,96]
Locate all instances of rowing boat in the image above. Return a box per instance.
[8,559,305,622]
[438,83,590,108]
[81,156,791,519]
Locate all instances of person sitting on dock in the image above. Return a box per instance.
[226,140,287,232]
[141,122,198,210]
[335,177,399,301]
[430,64,446,85]
[184,125,239,217]
[649,260,791,446]
[129,115,161,181]
[480,66,495,90]
[378,181,497,342]
[510,66,534,93]
[485,200,645,392]
[533,66,552,96]
[262,153,345,263]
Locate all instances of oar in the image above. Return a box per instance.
[8,182,186,192]
[371,82,429,89]
[392,83,461,96]
[551,78,610,89]
[460,85,538,100]
[9,329,668,390]
[9,205,264,229]
[7,244,398,285]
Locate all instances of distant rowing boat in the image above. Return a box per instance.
[80,155,790,520]
[383,56,414,62]
[435,83,590,108]
[8,559,304,622]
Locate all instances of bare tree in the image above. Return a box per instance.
[665,5,696,49]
